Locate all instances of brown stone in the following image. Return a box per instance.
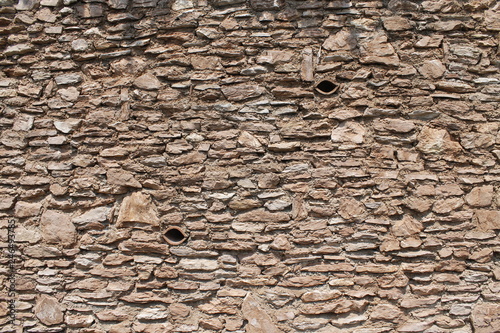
[221,84,266,102]
[370,303,402,320]
[392,216,423,237]
[35,295,65,325]
[107,169,142,188]
[465,186,494,207]
[474,210,500,231]
[338,198,366,221]
[416,127,462,154]
[278,276,329,287]
[419,59,446,79]
[382,16,413,31]
[242,293,282,333]
[116,192,159,228]
[40,210,77,246]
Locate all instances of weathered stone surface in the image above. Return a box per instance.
[242,293,282,333]
[323,29,357,51]
[392,216,423,237]
[107,169,142,188]
[465,186,494,207]
[416,127,462,154]
[116,192,159,228]
[40,210,77,246]
[34,295,65,325]
[419,59,446,79]
[133,73,162,90]
[360,32,400,66]
[221,84,266,101]
[370,303,403,320]
[331,122,366,144]
[474,210,500,231]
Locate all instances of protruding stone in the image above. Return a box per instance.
[322,29,357,51]
[116,192,159,228]
[419,59,446,79]
[392,216,423,237]
[331,121,366,144]
[474,210,500,231]
[416,127,462,154]
[40,210,77,246]
[133,73,162,90]
[465,186,494,207]
[35,295,65,325]
[242,293,282,333]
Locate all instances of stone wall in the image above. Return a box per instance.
[1,0,500,332]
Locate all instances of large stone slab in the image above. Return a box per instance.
[471,303,500,333]
[35,295,65,325]
[40,210,77,246]
[116,192,159,228]
[242,293,282,333]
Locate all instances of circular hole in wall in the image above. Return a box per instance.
[315,80,338,95]
[163,227,188,245]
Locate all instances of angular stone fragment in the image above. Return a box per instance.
[0,196,15,210]
[484,3,500,31]
[116,192,159,228]
[40,210,77,246]
[242,293,282,333]
[221,84,266,102]
[137,306,169,320]
[279,276,328,287]
[323,29,357,51]
[257,50,294,65]
[300,299,367,315]
[107,169,142,188]
[170,152,206,165]
[391,216,423,237]
[360,32,400,66]
[35,295,65,325]
[179,259,218,271]
[416,127,462,154]
[237,209,290,222]
[471,303,500,333]
[397,321,434,332]
[250,0,284,10]
[301,289,342,302]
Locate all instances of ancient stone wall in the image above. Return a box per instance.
[1,0,500,332]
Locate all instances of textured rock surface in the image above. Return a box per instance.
[0,0,499,332]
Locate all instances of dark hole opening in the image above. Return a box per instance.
[164,228,186,243]
[316,80,337,94]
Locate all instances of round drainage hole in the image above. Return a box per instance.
[315,80,338,94]
[164,228,187,244]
